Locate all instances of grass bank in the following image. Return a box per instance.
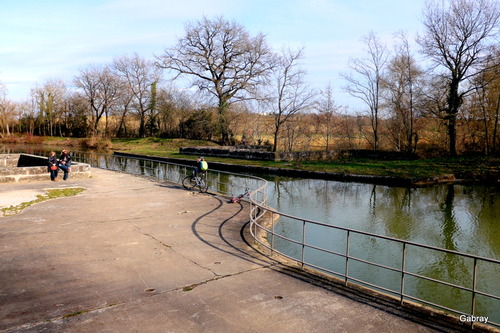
[111,138,500,183]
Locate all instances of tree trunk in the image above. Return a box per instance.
[218,100,231,145]
[492,93,500,155]
[273,127,279,152]
[448,116,457,157]
[447,79,461,157]
[139,113,146,138]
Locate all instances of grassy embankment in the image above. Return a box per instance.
[2,136,499,181]
[111,138,500,181]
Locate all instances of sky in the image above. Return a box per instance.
[0,0,426,111]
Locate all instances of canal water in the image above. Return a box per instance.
[2,145,499,323]
[265,176,499,322]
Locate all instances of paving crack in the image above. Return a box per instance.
[179,264,275,292]
[137,228,222,277]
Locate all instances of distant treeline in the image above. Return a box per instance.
[0,1,498,157]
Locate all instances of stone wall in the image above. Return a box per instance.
[0,154,92,183]
[180,147,420,162]
[339,149,419,160]
[0,154,19,167]
[179,146,340,162]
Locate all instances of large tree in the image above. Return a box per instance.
[0,84,17,137]
[418,0,499,156]
[469,47,500,155]
[31,79,67,136]
[157,16,274,145]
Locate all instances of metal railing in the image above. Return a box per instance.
[30,149,500,330]
[247,193,500,329]
[71,150,268,205]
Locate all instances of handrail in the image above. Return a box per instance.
[247,190,500,330]
[71,150,268,204]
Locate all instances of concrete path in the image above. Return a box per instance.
[0,169,457,332]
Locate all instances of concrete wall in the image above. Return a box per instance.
[0,154,92,183]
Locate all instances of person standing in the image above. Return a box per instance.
[47,151,59,181]
[58,149,72,180]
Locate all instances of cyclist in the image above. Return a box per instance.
[194,156,208,177]
[184,156,209,192]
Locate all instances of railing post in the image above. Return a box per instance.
[401,242,407,304]
[271,212,275,255]
[301,220,306,268]
[345,230,350,285]
[471,257,478,329]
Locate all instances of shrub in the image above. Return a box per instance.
[81,136,113,150]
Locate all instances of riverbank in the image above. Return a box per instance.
[2,136,499,185]
[114,151,500,187]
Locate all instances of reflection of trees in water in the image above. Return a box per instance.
[266,177,498,258]
[410,248,474,315]
[440,185,458,252]
[467,187,500,257]
[374,187,415,240]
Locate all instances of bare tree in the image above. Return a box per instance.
[113,54,162,137]
[268,47,316,152]
[315,84,340,151]
[157,16,274,145]
[383,32,424,153]
[469,47,500,155]
[65,92,92,137]
[0,84,17,137]
[17,100,36,136]
[156,85,195,138]
[74,64,122,135]
[342,31,388,150]
[30,79,68,137]
[418,0,499,156]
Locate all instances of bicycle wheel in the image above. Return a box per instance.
[198,178,208,193]
[182,176,196,190]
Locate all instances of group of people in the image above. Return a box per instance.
[47,150,72,182]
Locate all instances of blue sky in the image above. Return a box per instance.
[0,0,426,110]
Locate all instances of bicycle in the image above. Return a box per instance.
[230,189,249,203]
[182,169,208,192]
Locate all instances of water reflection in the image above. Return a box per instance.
[266,177,499,323]
[267,177,499,259]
